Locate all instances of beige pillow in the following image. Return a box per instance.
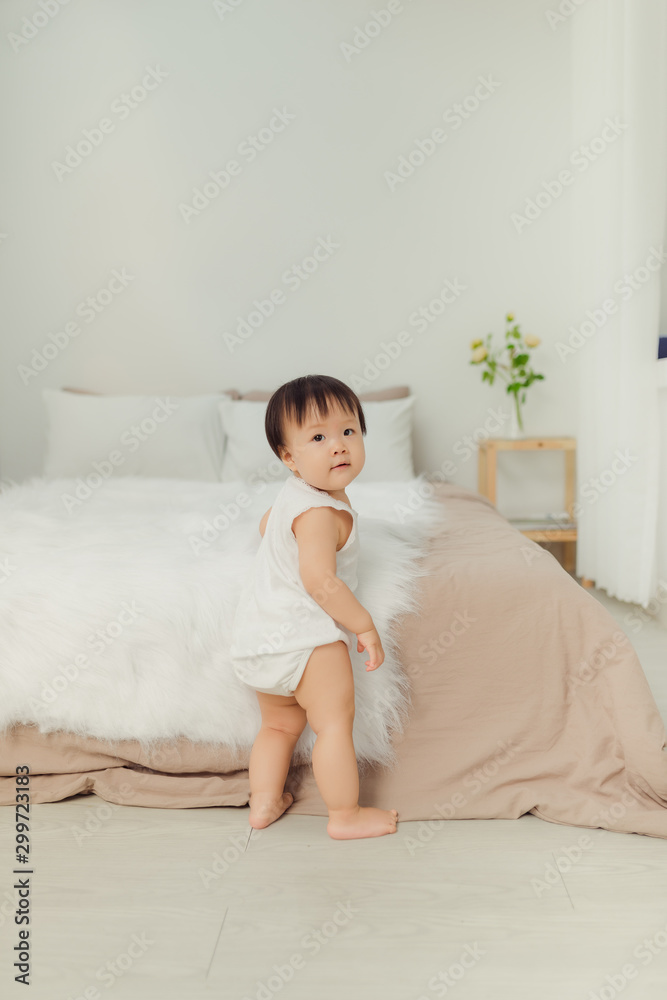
[63,387,241,398]
[64,386,404,401]
[223,385,409,402]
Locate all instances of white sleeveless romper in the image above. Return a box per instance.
[230,474,360,696]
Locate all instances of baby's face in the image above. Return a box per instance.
[278,402,365,493]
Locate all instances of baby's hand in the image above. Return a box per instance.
[356,628,385,671]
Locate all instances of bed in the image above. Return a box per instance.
[2,387,667,842]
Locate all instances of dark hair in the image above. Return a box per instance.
[265,375,366,459]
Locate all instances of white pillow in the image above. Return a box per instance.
[42,389,228,481]
[360,395,415,480]
[218,395,415,483]
[218,399,291,487]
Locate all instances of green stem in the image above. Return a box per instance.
[514,391,524,432]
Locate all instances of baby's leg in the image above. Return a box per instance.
[294,640,398,840]
[248,692,307,829]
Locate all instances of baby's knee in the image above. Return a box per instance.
[328,694,356,722]
[308,696,355,736]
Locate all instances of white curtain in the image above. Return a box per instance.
[572,0,667,606]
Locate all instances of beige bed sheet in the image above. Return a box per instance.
[2,483,667,840]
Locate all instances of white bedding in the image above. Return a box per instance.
[0,475,444,767]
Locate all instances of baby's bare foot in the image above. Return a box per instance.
[249,791,293,829]
[327,805,399,840]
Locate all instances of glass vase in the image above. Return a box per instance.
[509,393,525,439]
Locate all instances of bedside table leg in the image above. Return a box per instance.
[580,577,595,588]
[563,540,575,574]
[564,449,576,517]
[485,448,497,505]
[478,448,487,497]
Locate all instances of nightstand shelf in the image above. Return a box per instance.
[509,519,577,542]
[477,436,594,587]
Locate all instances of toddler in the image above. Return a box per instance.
[230,374,399,839]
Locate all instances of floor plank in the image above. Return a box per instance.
[1,587,666,999]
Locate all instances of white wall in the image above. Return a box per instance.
[660,211,667,629]
[658,359,667,627]
[662,214,667,342]
[0,0,583,516]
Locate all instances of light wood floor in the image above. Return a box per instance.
[1,587,667,1000]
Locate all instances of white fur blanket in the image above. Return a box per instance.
[0,475,444,767]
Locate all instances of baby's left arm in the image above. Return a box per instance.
[259,507,272,537]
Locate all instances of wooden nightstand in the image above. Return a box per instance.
[477,436,594,587]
